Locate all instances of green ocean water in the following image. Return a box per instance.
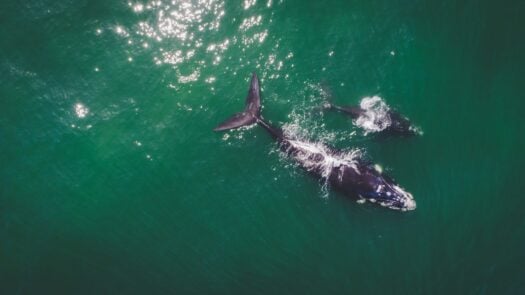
[1,0,525,293]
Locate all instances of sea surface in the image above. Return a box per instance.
[1,0,525,294]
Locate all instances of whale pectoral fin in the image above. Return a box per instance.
[213,112,256,131]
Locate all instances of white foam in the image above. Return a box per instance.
[354,96,392,134]
[284,137,361,180]
[285,139,361,199]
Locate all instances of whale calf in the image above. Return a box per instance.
[322,90,420,136]
[214,73,416,211]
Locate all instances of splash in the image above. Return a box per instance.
[285,139,361,180]
[353,96,392,134]
[285,82,357,144]
[281,121,361,198]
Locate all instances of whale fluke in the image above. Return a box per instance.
[213,111,257,131]
[214,72,261,131]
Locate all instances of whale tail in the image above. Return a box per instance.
[214,72,261,131]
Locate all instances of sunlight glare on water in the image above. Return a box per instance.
[74,103,89,118]
[107,0,291,89]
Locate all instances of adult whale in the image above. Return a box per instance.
[214,73,416,211]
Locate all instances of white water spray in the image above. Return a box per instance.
[354,96,392,134]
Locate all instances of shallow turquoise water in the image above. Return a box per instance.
[1,0,525,294]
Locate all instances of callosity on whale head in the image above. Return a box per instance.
[332,163,416,211]
[354,166,416,211]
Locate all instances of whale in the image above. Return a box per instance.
[320,87,420,136]
[214,73,416,211]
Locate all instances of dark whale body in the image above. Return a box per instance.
[214,73,416,211]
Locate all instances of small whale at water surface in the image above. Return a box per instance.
[320,85,422,136]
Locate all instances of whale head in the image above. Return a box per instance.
[361,183,416,211]
[352,166,416,211]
